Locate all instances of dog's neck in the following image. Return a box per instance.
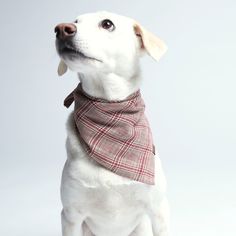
[78,71,142,101]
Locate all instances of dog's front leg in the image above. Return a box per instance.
[150,197,170,236]
[61,209,85,236]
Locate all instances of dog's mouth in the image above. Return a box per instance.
[57,41,102,62]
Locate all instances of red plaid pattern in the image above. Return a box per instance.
[64,84,155,185]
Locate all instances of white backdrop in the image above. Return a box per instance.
[0,0,235,235]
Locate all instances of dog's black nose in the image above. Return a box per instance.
[54,23,77,40]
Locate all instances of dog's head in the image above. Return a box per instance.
[55,11,167,77]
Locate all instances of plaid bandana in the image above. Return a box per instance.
[64,83,155,185]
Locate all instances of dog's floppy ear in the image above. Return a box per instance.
[57,60,68,76]
[134,22,167,61]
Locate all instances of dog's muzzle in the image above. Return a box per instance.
[55,23,102,62]
[55,23,77,55]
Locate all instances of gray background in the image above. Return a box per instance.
[0,0,235,235]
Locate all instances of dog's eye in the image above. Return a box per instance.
[100,19,115,32]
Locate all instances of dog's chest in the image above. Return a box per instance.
[61,114,157,233]
[62,135,152,209]
[61,150,151,233]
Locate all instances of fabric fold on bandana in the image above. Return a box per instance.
[64,83,155,185]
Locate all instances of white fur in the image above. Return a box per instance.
[57,11,169,236]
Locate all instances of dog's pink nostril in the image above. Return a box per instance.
[64,25,76,35]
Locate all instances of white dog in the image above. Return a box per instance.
[55,11,169,236]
